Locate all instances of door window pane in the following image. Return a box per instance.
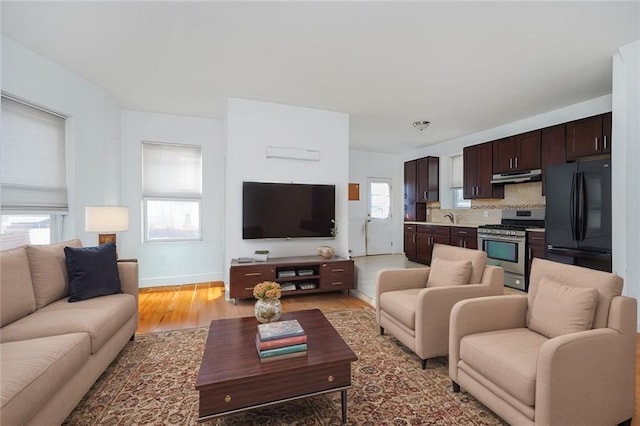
[370,182,390,219]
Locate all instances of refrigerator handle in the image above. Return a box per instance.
[577,171,586,241]
[570,172,578,241]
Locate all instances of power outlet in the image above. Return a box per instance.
[483,210,489,218]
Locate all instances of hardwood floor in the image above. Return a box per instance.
[137,282,371,333]
[138,282,639,423]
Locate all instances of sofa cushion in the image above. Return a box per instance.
[427,258,472,287]
[65,243,122,302]
[379,288,421,330]
[26,239,82,309]
[528,258,623,329]
[528,277,598,339]
[0,293,136,353]
[0,247,36,327]
[0,333,90,426]
[459,328,547,406]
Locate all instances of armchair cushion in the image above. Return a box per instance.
[426,258,472,287]
[528,277,598,339]
[459,328,548,406]
[378,288,421,330]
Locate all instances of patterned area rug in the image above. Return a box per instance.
[64,308,506,425]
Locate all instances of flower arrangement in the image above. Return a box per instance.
[253,281,282,300]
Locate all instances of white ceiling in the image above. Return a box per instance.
[2,1,638,154]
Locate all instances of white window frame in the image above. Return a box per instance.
[450,154,470,209]
[142,141,203,243]
[1,94,68,248]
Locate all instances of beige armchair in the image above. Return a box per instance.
[376,243,504,369]
[449,258,636,426]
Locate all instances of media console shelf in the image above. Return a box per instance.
[229,255,355,301]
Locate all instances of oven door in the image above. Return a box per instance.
[478,234,525,276]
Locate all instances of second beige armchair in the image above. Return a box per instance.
[376,243,504,369]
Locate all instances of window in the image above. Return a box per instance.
[0,95,67,249]
[450,154,470,209]
[369,181,391,219]
[142,142,202,242]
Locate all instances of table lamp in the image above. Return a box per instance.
[85,206,129,245]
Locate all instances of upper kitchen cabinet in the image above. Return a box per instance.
[492,130,541,174]
[565,112,611,160]
[540,124,565,195]
[463,142,504,199]
[416,156,439,202]
[404,160,417,220]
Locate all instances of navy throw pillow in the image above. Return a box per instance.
[65,243,122,302]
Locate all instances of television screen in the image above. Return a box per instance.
[243,182,336,239]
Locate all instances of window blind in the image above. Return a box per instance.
[450,154,464,188]
[1,96,68,213]
[142,142,202,198]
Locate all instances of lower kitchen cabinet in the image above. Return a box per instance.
[527,231,545,281]
[404,224,418,261]
[450,227,478,250]
[416,225,450,264]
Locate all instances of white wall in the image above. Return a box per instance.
[120,110,225,287]
[612,40,640,327]
[1,35,121,244]
[348,150,403,257]
[225,98,349,295]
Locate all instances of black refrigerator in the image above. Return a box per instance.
[544,158,612,272]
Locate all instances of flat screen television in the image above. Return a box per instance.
[242,181,335,239]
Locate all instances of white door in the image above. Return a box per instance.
[366,178,393,255]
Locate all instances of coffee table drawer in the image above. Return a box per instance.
[198,364,351,418]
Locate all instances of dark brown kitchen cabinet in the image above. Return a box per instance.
[416,225,450,265]
[450,227,478,250]
[526,231,545,283]
[404,161,418,220]
[416,156,439,202]
[540,124,566,195]
[492,130,541,174]
[463,142,504,199]
[565,112,612,160]
[404,224,418,261]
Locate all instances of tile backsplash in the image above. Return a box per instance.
[428,182,545,225]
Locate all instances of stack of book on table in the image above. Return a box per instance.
[256,319,307,362]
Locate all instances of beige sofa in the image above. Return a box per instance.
[0,240,138,425]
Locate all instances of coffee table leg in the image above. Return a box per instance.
[341,389,347,424]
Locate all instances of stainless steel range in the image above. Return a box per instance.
[477,209,545,291]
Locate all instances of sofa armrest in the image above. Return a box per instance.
[449,295,528,382]
[535,324,636,425]
[117,259,139,305]
[413,283,504,359]
[478,265,504,294]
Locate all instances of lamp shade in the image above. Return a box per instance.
[85,206,129,232]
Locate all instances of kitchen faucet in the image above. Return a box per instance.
[444,213,455,223]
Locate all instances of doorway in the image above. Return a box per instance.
[365,178,393,255]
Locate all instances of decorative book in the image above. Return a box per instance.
[255,333,308,351]
[257,343,308,358]
[259,350,307,363]
[257,319,305,341]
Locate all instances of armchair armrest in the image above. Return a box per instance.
[376,267,429,325]
[414,283,505,359]
[117,259,139,305]
[536,325,636,425]
[449,295,527,381]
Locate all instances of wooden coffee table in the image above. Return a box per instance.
[195,309,358,423]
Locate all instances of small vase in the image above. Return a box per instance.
[318,246,334,260]
[254,298,282,323]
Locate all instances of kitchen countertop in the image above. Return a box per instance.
[404,221,480,228]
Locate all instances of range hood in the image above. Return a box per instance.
[490,169,542,185]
